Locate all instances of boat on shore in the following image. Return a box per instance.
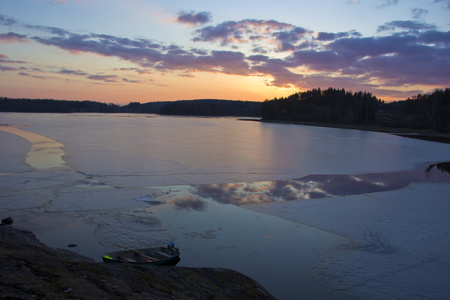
[102,242,180,266]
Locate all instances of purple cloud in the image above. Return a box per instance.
[18,72,51,80]
[419,30,450,44]
[377,20,437,32]
[290,50,341,70]
[32,33,164,65]
[3,12,449,98]
[122,78,140,83]
[193,19,293,46]
[316,31,352,41]
[252,58,303,88]
[25,24,70,36]
[177,11,212,26]
[87,74,119,82]
[0,32,29,43]
[272,27,310,51]
[57,68,87,76]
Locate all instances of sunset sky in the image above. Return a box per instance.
[1,0,449,104]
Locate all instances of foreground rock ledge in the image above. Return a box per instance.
[0,226,276,299]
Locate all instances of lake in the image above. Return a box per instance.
[1,112,450,299]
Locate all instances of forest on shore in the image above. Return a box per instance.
[1,87,449,131]
[261,87,450,132]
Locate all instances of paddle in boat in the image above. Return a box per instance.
[102,241,180,266]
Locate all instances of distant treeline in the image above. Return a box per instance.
[0,98,261,117]
[0,98,122,113]
[2,87,450,131]
[261,87,450,131]
[159,99,261,117]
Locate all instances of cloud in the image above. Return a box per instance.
[0,54,26,71]
[0,14,17,26]
[419,30,450,44]
[433,0,450,9]
[87,74,119,82]
[122,78,141,83]
[177,11,212,26]
[377,20,437,32]
[0,32,29,43]
[57,68,87,76]
[377,0,399,8]
[251,58,303,88]
[0,54,26,64]
[322,32,450,86]
[316,31,351,41]
[272,27,310,51]
[411,8,428,19]
[26,24,70,36]
[32,33,164,64]
[193,19,293,46]
[18,72,52,80]
[3,13,450,99]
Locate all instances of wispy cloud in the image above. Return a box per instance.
[57,68,88,76]
[433,0,450,9]
[18,71,53,80]
[377,20,437,32]
[411,8,428,19]
[0,54,26,64]
[87,74,120,83]
[0,14,17,26]
[378,0,399,8]
[0,32,29,43]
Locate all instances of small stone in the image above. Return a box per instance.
[67,244,77,248]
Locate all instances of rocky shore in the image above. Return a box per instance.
[0,225,276,299]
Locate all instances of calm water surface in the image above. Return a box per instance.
[2,113,450,299]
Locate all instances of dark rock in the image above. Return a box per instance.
[1,216,13,225]
[0,226,277,299]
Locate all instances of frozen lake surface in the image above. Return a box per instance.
[1,113,450,299]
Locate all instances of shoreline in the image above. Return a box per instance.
[241,118,450,144]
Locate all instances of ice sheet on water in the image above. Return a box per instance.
[0,129,34,173]
[0,170,85,190]
[0,191,48,210]
[48,188,165,211]
[92,210,173,248]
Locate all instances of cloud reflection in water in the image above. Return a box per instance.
[167,167,450,211]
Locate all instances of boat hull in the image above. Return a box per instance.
[102,246,180,266]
